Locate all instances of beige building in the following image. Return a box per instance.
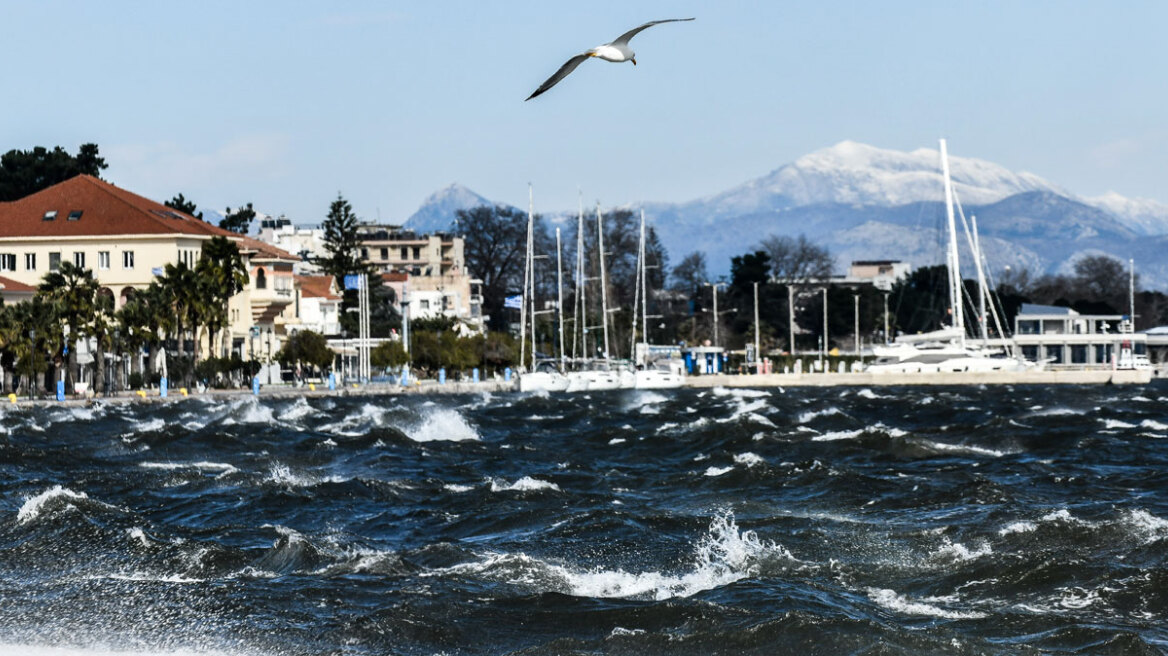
[357,225,482,328]
[0,174,299,360]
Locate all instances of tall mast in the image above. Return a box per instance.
[971,213,988,344]
[529,191,537,371]
[520,184,531,370]
[556,227,566,370]
[629,210,643,360]
[574,193,586,360]
[596,202,611,362]
[639,208,649,362]
[940,138,965,346]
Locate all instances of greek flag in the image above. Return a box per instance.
[504,294,523,310]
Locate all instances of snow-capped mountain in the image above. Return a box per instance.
[402,142,1168,287]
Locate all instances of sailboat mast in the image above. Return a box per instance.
[596,202,611,362]
[556,227,565,370]
[939,139,965,346]
[520,185,531,371]
[574,195,586,360]
[639,208,649,362]
[971,213,988,344]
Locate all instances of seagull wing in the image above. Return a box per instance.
[526,52,592,101]
[610,17,695,47]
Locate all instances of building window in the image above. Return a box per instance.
[0,254,14,271]
[49,252,61,271]
[43,210,57,221]
[25,253,36,271]
[99,251,110,270]
[256,268,267,289]
[123,251,135,269]
[380,247,388,260]
[413,247,421,260]
[400,247,408,260]
[1070,345,1088,364]
[67,210,83,221]
[74,252,86,269]
[1045,344,1064,364]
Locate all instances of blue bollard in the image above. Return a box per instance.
[400,367,409,386]
[252,377,260,395]
[56,380,65,402]
[160,377,168,398]
[473,368,480,383]
[504,367,512,382]
[439,368,446,385]
[328,372,336,390]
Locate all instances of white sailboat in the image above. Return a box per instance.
[517,186,569,392]
[565,202,624,391]
[867,140,1035,374]
[630,208,684,389]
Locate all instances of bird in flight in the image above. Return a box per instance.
[525,18,695,101]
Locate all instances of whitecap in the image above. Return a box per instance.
[798,407,841,424]
[931,537,992,562]
[867,587,986,619]
[1103,418,1136,429]
[1140,419,1168,431]
[733,452,764,467]
[139,461,239,476]
[490,476,560,493]
[437,513,790,601]
[712,387,769,398]
[17,486,90,524]
[443,483,475,493]
[998,521,1038,536]
[919,440,1006,458]
[703,466,733,477]
[408,408,480,442]
[608,438,627,445]
[812,428,864,442]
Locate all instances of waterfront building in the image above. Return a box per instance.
[0,174,300,366]
[356,224,483,329]
[288,275,342,336]
[0,275,35,305]
[1012,303,1146,368]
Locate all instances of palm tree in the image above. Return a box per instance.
[38,261,99,393]
[90,290,116,395]
[10,296,61,397]
[0,303,20,394]
[198,236,249,358]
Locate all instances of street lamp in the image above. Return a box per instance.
[265,327,272,385]
[28,329,35,401]
[703,282,725,347]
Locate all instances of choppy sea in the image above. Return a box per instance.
[3,382,1168,655]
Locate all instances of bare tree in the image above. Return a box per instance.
[760,234,834,282]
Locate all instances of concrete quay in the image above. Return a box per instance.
[684,368,1154,388]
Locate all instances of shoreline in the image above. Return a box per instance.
[3,368,1156,409]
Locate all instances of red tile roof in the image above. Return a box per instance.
[295,275,340,300]
[0,175,235,239]
[236,234,299,262]
[0,275,36,293]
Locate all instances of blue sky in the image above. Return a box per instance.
[4,1,1166,224]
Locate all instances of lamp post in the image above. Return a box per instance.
[883,291,890,345]
[854,293,860,357]
[821,287,828,368]
[28,329,35,401]
[265,327,272,385]
[788,284,795,355]
[704,282,725,347]
[753,281,761,374]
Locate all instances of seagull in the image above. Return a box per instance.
[525,18,695,101]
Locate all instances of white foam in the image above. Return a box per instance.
[441,513,789,601]
[867,588,986,619]
[920,440,1006,458]
[931,537,992,562]
[812,428,864,442]
[703,466,733,477]
[798,407,842,424]
[490,476,560,493]
[608,438,627,445]
[1124,509,1168,543]
[0,646,239,656]
[443,483,475,493]
[408,408,480,442]
[1140,419,1168,431]
[711,387,768,398]
[733,452,764,467]
[139,461,239,476]
[281,397,318,421]
[17,486,89,524]
[1103,418,1136,429]
[998,521,1038,536]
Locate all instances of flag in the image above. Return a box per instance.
[504,295,522,310]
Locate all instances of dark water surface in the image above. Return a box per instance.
[2,383,1168,655]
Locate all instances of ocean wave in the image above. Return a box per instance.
[489,476,560,493]
[439,513,791,601]
[798,407,842,424]
[16,485,118,524]
[867,587,986,619]
[407,408,480,442]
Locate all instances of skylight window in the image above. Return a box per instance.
[67,210,83,221]
[43,210,58,221]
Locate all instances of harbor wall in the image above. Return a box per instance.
[684,369,1153,388]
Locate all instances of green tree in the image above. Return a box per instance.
[38,261,99,392]
[275,330,335,376]
[319,193,365,289]
[220,202,256,234]
[458,204,548,332]
[0,143,108,201]
[165,193,203,220]
[371,340,410,370]
[198,236,249,357]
